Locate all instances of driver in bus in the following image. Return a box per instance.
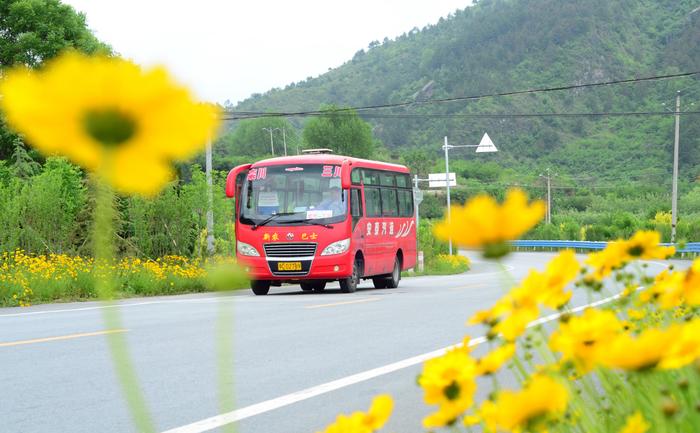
[318,186,345,215]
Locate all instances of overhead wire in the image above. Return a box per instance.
[222,70,700,120]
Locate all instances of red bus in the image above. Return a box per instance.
[226,150,417,295]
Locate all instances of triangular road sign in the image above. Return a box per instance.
[475,132,498,153]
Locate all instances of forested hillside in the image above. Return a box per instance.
[226,0,700,185]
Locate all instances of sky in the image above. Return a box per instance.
[63,0,472,105]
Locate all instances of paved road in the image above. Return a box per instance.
[0,252,678,433]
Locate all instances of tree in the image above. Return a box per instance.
[401,148,434,177]
[0,0,110,160]
[302,105,376,158]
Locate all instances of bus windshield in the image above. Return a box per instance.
[239,164,348,226]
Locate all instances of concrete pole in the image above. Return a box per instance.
[444,136,453,255]
[269,128,275,156]
[671,91,680,243]
[205,137,215,256]
[282,127,288,156]
[413,174,420,229]
[262,127,275,156]
[547,168,552,224]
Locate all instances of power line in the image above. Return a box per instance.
[223,70,700,120]
[222,110,699,120]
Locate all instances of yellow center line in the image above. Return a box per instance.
[0,329,129,348]
[305,297,381,309]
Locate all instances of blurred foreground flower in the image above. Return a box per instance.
[475,374,569,432]
[0,51,221,433]
[0,51,219,195]
[434,189,545,258]
[619,411,650,433]
[316,394,393,433]
[205,257,249,291]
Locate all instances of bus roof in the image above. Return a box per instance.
[251,154,410,173]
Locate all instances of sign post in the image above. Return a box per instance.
[441,133,498,255]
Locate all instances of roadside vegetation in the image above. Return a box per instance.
[416,220,470,275]
[320,189,700,433]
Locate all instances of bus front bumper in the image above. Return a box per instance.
[237,252,353,281]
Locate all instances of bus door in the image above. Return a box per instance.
[349,187,365,267]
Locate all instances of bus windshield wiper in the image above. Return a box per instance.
[287,218,334,229]
[251,212,297,230]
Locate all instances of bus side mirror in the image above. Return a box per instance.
[226,163,252,198]
[341,160,352,189]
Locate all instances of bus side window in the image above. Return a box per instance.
[365,187,382,217]
[350,188,363,229]
[398,189,414,217]
[381,188,398,217]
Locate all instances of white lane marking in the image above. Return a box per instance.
[160,292,622,433]
[0,302,160,317]
[0,296,241,318]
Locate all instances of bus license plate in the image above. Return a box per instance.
[277,261,302,271]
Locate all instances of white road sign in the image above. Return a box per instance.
[413,188,424,204]
[475,132,498,153]
[428,172,456,188]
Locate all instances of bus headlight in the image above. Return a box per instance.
[321,238,350,256]
[237,241,260,257]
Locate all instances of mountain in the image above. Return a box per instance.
[225,0,700,186]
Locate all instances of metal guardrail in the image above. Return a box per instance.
[512,240,700,254]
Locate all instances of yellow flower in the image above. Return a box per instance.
[549,308,623,372]
[492,282,541,341]
[0,52,219,195]
[418,345,477,426]
[317,395,393,433]
[625,231,675,259]
[626,308,647,321]
[585,241,630,281]
[362,395,393,431]
[423,399,473,428]
[476,343,516,376]
[479,374,569,432]
[658,319,700,370]
[682,258,700,305]
[434,189,545,258]
[538,250,579,309]
[619,411,650,433]
[641,269,685,309]
[601,326,679,371]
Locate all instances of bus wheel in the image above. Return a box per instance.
[251,280,270,295]
[300,283,314,291]
[312,281,326,292]
[340,259,360,293]
[386,257,401,289]
[372,277,387,289]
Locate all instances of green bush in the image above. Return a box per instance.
[418,219,449,265]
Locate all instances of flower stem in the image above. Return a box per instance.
[216,293,236,433]
[95,177,155,433]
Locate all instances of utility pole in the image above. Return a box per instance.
[413,174,429,273]
[443,136,452,255]
[282,127,288,156]
[261,127,277,156]
[671,91,681,243]
[205,136,215,255]
[539,168,554,224]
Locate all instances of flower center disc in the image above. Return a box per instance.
[84,108,136,146]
